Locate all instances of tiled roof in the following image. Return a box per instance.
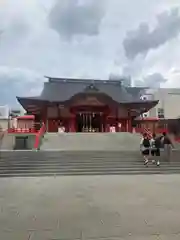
[38,77,141,103]
[16,77,158,111]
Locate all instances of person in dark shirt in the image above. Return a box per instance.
[0,126,5,159]
[162,132,174,161]
[140,133,150,165]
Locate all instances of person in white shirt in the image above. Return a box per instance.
[150,133,160,166]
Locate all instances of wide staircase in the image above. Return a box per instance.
[0,132,180,177]
[0,150,180,177]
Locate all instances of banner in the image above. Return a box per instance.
[47,106,58,118]
[0,105,9,119]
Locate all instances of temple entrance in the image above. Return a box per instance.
[76,112,104,132]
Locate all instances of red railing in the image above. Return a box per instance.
[143,127,152,138]
[34,123,46,149]
[8,128,38,133]
[7,121,42,134]
[135,127,167,135]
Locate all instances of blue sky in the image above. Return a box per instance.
[0,0,180,106]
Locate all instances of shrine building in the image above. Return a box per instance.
[16,77,159,133]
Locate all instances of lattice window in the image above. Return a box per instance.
[157,108,165,118]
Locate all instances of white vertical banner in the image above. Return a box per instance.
[0,105,9,119]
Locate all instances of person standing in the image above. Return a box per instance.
[140,133,150,165]
[162,132,174,161]
[0,126,5,159]
[150,133,161,166]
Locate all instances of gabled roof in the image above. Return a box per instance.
[16,77,158,110]
[37,77,142,103]
[125,87,147,98]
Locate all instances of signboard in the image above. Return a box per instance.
[47,106,58,118]
[74,97,104,106]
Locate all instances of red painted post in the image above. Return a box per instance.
[69,116,76,132]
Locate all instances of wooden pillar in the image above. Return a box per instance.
[105,117,109,132]
[126,109,129,132]
[116,108,119,132]
[129,118,132,133]
[125,119,128,132]
[103,114,108,132]
[127,109,132,132]
[104,117,107,132]
[42,105,47,131]
[69,116,76,132]
[123,120,125,132]
[116,122,119,132]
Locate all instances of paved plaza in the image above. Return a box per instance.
[0,175,180,239]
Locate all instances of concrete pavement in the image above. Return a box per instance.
[0,175,180,239]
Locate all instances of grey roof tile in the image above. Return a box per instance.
[17,78,158,110]
[39,78,140,103]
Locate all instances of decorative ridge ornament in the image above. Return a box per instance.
[84,84,99,92]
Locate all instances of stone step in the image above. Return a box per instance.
[1,149,179,155]
[0,161,176,165]
[0,158,179,165]
[0,161,179,174]
[0,169,180,178]
[1,150,180,162]
[0,163,179,170]
[0,149,179,177]
[0,157,144,161]
[0,166,180,172]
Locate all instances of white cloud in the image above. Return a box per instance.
[0,66,43,106]
[163,67,180,87]
[123,8,180,59]
[0,0,180,106]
